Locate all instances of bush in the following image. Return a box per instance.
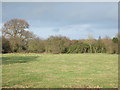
[28,38,45,53]
[45,36,70,54]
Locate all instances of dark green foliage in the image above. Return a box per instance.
[2,36,11,53]
[112,37,118,43]
[67,40,86,53]
[1,35,118,54]
[67,39,106,54]
[45,36,70,54]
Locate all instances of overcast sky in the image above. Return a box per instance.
[2,2,118,39]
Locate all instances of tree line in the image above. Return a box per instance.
[1,19,119,54]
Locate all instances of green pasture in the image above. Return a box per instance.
[2,53,118,88]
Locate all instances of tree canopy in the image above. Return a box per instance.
[1,18,119,54]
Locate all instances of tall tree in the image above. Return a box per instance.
[2,19,34,52]
[2,19,33,39]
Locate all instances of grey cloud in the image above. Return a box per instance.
[2,2,117,23]
[2,2,117,39]
[52,28,60,32]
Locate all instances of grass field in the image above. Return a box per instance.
[2,53,118,88]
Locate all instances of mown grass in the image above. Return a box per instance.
[2,53,118,88]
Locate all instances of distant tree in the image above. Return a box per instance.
[28,37,45,53]
[111,37,118,54]
[101,38,115,54]
[45,36,70,54]
[2,18,34,41]
[2,19,35,52]
[82,39,96,53]
[97,36,106,53]
[1,36,11,53]
[8,37,27,52]
[2,19,29,38]
[67,40,85,53]
[1,18,118,54]
[112,37,118,43]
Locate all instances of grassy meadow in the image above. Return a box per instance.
[2,53,118,88]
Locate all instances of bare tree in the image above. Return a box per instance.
[2,19,34,52]
[2,18,34,39]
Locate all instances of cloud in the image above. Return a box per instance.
[2,2,117,23]
[2,2,118,39]
[30,23,117,40]
[52,28,60,32]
